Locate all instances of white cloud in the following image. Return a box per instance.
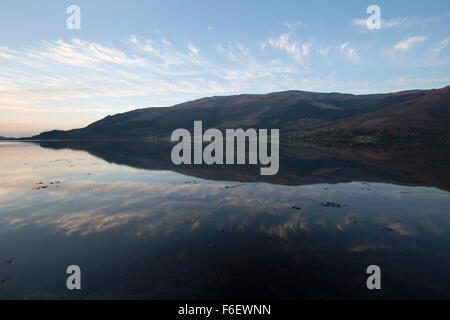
[0,47,18,60]
[25,39,146,69]
[0,36,305,117]
[432,37,450,54]
[340,42,349,51]
[351,18,366,27]
[394,36,427,51]
[226,42,251,63]
[340,42,359,64]
[127,36,208,72]
[302,42,312,57]
[317,46,330,58]
[261,33,305,64]
[161,38,172,47]
[282,21,301,30]
[215,43,224,52]
[129,35,139,44]
[187,42,199,55]
[351,17,437,30]
[346,48,359,64]
[1,31,447,136]
[235,43,250,56]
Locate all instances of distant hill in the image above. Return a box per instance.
[302,86,450,140]
[29,86,450,140]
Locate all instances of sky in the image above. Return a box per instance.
[0,0,449,137]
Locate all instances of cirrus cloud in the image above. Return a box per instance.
[394,36,427,51]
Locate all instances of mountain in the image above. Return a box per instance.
[303,86,450,140]
[29,86,450,140]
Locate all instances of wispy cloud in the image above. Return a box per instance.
[261,33,307,64]
[282,21,301,30]
[1,29,448,136]
[340,42,349,51]
[394,36,427,51]
[340,42,360,64]
[351,17,437,30]
[25,39,146,69]
[0,35,304,119]
[187,42,199,55]
[0,34,443,107]
[302,42,313,57]
[160,38,172,47]
[432,37,450,55]
[0,47,18,60]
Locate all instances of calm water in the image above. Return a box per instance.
[0,141,449,299]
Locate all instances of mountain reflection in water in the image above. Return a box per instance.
[0,140,449,299]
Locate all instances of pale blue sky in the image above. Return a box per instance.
[0,0,449,136]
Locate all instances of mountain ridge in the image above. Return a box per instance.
[28,86,450,140]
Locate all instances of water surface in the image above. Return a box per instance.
[0,141,449,299]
